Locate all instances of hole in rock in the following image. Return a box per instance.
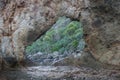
[25,16,85,66]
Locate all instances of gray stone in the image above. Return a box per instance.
[43,59,53,65]
[47,54,54,59]
[1,37,14,57]
[53,51,60,57]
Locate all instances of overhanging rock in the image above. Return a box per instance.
[0,0,120,68]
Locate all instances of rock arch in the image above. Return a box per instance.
[0,0,120,68]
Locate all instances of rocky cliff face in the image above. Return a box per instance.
[0,0,120,69]
[84,0,120,66]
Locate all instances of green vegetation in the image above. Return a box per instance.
[26,17,85,54]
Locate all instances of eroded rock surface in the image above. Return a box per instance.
[0,66,120,80]
[0,0,83,66]
[84,0,120,66]
[0,0,120,68]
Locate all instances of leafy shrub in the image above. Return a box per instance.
[26,17,85,54]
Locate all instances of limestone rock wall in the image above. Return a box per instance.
[0,0,120,68]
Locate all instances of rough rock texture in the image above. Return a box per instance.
[0,0,120,68]
[0,66,120,80]
[0,0,86,68]
[83,0,120,66]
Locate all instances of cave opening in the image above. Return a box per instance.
[25,16,85,66]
